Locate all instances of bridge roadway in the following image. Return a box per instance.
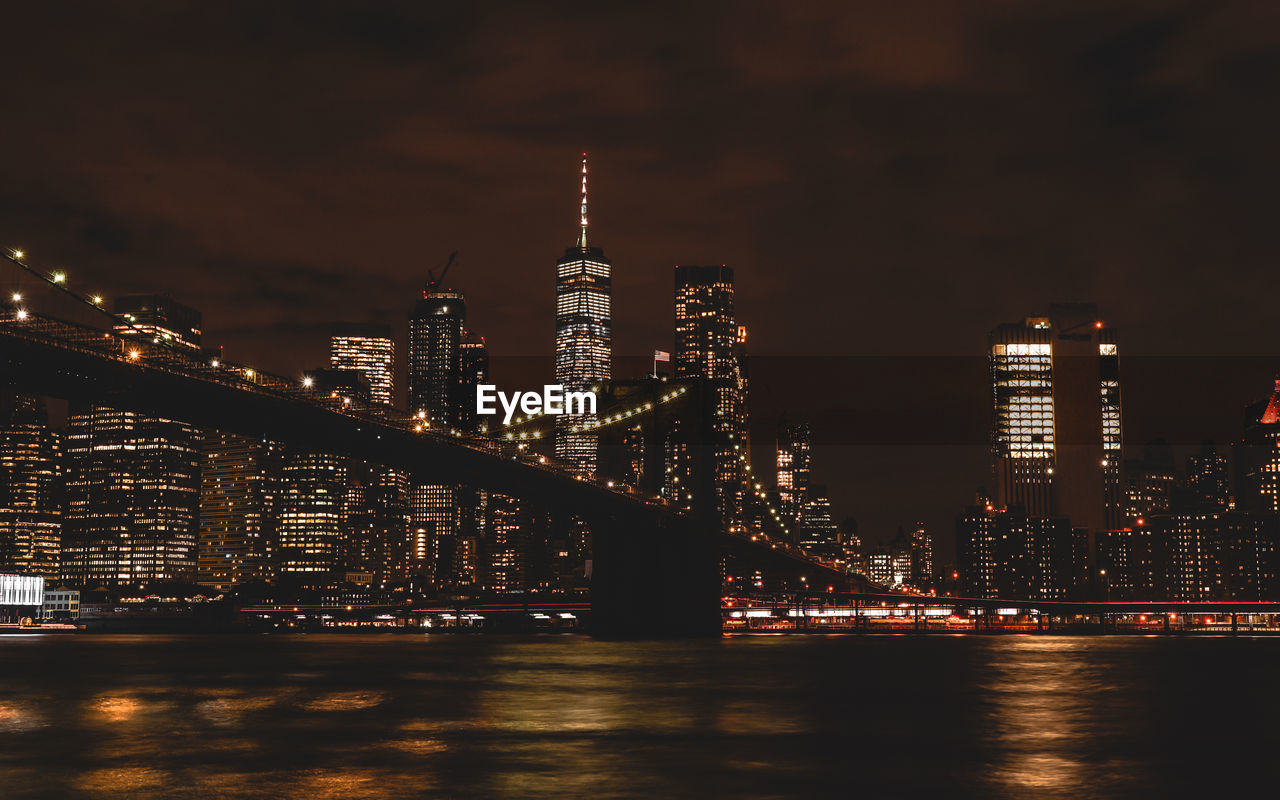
[0,308,851,636]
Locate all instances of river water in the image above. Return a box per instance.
[0,633,1273,799]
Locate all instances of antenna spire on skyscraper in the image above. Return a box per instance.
[577,152,588,249]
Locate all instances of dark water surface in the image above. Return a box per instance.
[0,633,1274,799]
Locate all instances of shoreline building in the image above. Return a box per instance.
[274,369,368,588]
[989,304,1123,534]
[197,432,283,591]
[408,265,493,588]
[554,154,612,472]
[62,296,204,588]
[1236,377,1280,514]
[0,393,61,579]
[329,324,411,589]
[956,494,1082,600]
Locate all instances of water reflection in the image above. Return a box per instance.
[0,634,1274,799]
[981,638,1150,799]
[86,694,145,723]
[0,701,44,732]
[301,690,386,712]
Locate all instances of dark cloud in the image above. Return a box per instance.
[2,1,1278,554]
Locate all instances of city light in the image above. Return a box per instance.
[11,249,23,259]
[16,308,28,320]
[302,377,313,388]
[51,271,66,283]
[127,349,140,360]
[10,292,20,302]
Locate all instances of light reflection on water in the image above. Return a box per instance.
[0,633,1276,799]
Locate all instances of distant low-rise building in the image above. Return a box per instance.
[40,588,79,621]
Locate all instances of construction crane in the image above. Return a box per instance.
[425,250,458,295]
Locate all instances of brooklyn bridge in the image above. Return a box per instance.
[0,249,857,637]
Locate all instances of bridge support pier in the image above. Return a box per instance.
[588,514,721,638]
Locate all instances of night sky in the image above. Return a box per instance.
[3,2,1279,558]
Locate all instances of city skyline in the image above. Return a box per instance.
[5,6,1280,798]
[3,2,1280,557]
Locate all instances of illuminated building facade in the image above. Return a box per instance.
[777,421,811,527]
[409,280,491,587]
[797,486,838,558]
[409,289,465,428]
[1155,513,1278,601]
[63,296,204,588]
[674,264,749,527]
[1236,377,1280,514]
[112,295,203,353]
[1096,512,1279,602]
[197,432,283,591]
[458,332,489,433]
[483,493,525,593]
[955,495,1081,600]
[0,393,61,579]
[909,522,934,586]
[989,303,1122,534]
[330,323,395,405]
[1123,441,1176,524]
[62,406,201,586]
[328,323,412,588]
[554,155,611,471]
[275,452,346,584]
[344,461,411,589]
[1185,441,1231,512]
[409,483,455,585]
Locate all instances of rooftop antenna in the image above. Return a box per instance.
[576,153,588,249]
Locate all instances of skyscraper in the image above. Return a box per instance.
[1123,440,1176,524]
[409,284,465,428]
[407,265,490,588]
[198,432,282,591]
[909,521,934,586]
[344,460,411,589]
[989,304,1122,533]
[1185,441,1231,512]
[777,421,812,527]
[955,495,1079,600]
[275,452,346,585]
[554,155,612,471]
[275,368,368,588]
[674,264,749,527]
[62,407,201,587]
[1236,377,1280,514]
[330,323,395,405]
[796,486,838,558]
[0,393,61,579]
[458,331,489,433]
[329,322,411,588]
[63,297,204,588]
